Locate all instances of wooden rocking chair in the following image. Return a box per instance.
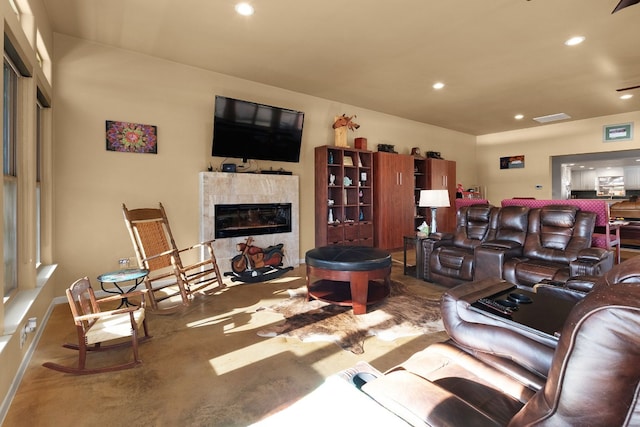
[122,202,224,313]
[43,277,151,375]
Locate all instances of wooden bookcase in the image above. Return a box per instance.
[414,157,428,230]
[427,158,457,233]
[413,157,457,233]
[315,145,374,247]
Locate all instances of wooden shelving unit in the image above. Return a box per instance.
[315,145,374,246]
[412,157,457,233]
[414,157,428,231]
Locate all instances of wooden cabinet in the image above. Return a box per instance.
[315,145,374,247]
[373,151,415,250]
[426,158,456,233]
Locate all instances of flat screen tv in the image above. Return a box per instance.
[212,95,304,163]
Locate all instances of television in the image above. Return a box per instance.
[212,96,304,163]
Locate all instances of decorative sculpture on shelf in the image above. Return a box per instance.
[332,114,360,131]
[333,114,360,147]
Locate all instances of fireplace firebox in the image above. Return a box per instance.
[215,203,292,239]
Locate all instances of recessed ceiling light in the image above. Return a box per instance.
[620,94,633,100]
[514,114,524,120]
[432,82,445,90]
[564,36,585,46]
[235,2,254,16]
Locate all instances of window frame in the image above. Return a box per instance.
[3,54,20,301]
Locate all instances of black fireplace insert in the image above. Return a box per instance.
[215,203,292,238]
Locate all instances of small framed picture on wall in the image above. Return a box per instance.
[106,120,158,154]
[500,155,525,169]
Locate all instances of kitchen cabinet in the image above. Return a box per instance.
[624,166,640,189]
[571,169,597,191]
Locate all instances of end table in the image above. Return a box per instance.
[403,235,426,278]
[97,268,149,308]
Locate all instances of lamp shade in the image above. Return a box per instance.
[418,189,450,208]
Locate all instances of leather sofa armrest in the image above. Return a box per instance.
[428,232,454,241]
[570,248,614,277]
[533,278,594,303]
[474,240,523,281]
[440,278,557,376]
[421,234,454,281]
[362,370,501,426]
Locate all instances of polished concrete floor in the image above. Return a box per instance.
[3,256,449,427]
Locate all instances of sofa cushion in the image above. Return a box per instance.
[362,342,531,427]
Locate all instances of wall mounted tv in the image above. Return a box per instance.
[212,95,305,163]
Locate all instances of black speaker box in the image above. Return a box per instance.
[222,163,237,173]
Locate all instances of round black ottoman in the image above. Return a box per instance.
[305,246,392,315]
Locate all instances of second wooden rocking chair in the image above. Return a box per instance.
[122,202,225,312]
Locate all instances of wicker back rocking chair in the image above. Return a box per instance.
[122,202,224,312]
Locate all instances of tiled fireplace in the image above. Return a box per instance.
[199,172,300,271]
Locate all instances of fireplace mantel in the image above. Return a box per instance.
[199,172,300,271]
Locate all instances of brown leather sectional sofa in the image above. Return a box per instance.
[355,256,640,426]
[422,204,614,288]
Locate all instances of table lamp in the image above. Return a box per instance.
[419,189,450,234]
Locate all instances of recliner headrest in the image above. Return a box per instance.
[540,205,578,228]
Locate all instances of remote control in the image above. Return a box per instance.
[476,298,514,315]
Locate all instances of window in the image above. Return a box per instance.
[3,56,19,299]
[36,100,43,266]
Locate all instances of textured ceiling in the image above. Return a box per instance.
[41,0,640,136]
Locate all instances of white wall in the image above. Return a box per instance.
[52,34,477,291]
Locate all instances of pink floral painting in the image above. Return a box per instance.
[106,120,158,154]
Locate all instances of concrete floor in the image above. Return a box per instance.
[3,257,449,427]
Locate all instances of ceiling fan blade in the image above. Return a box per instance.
[612,0,640,13]
[616,84,640,92]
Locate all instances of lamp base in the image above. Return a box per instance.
[430,207,438,234]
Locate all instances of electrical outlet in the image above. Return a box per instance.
[118,257,131,269]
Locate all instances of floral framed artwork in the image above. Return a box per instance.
[106,120,158,154]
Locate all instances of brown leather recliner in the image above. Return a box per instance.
[358,260,640,426]
[503,205,613,287]
[424,204,498,287]
[475,205,530,281]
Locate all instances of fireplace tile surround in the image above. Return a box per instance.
[199,172,300,272]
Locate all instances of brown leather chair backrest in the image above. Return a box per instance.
[509,282,640,426]
[452,205,497,250]
[523,205,596,263]
[493,205,529,246]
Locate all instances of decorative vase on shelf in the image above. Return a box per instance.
[328,208,334,223]
[328,151,334,164]
[359,209,364,221]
